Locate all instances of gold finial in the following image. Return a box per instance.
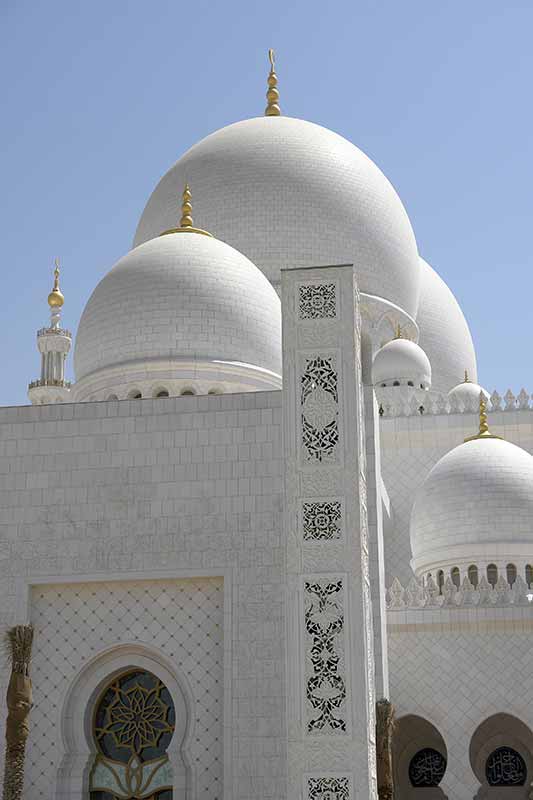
[180,183,194,228]
[464,391,502,442]
[47,258,64,308]
[464,369,470,383]
[265,48,281,116]
[160,183,212,237]
[394,323,402,339]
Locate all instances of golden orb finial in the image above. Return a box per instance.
[159,183,212,237]
[47,258,64,308]
[464,391,502,442]
[265,48,281,116]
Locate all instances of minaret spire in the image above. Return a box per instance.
[265,49,281,116]
[159,183,213,237]
[28,260,72,405]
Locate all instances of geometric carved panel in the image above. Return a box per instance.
[308,775,350,799]
[302,499,343,541]
[299,283,337,320]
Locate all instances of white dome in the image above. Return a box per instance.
[134,116,421,318]
[73,232,282,399]
[448,379,489,410]
[372,337,431,389]
[416,259,477,393]
[410,437,533,576]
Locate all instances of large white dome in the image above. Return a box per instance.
[416,259,477,394]
[410,436,533,576]
[134,116,421,318]
[73,232,282,400]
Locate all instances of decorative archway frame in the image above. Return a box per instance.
[393,714,448,799]
[55,643,196,799]
[470,713,533,799]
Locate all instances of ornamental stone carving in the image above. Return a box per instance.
[304,579,347,734]
[299,283,337,320]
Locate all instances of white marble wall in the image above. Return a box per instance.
[0,391,284,800]
[388,606,533,799]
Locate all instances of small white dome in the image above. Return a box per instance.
[448,379,489,410]
[410,436,533,576]
[134,116,421,318]
[73,232,282,399]
[372,337,431,389]
[416,259,477,393]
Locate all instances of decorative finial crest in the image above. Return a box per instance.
[180,183,194,228]
[394,323,402,339]
[48,257,64,308]
[464,369,470,383]
[265,49,281,116]
[159,183,212,237]
[464,391,502,442]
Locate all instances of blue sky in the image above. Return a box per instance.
[1,0,531,407]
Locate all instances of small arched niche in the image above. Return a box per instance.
[393,714,448,799]
[55,645,193,799]
[470,713,533,799]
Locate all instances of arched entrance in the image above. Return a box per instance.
[393,714,448,799]
[470,714,533,799]
[55,644,193,799]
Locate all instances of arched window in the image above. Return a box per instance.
[487,563,498,587]
[485,746,527,786]
[155,389,169,398]
[393,381,400,387]
[128,389,142,400]
[506,563,517,586]
[526,564,533,587]
[409,747,447,787]
[451,567,460,588]
[407,381,414,387]
[180,388,195,396]
[106,394,118,401]
[89,670,175,799]
[468,564,478,587]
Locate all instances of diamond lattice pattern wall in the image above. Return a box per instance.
[27,577,223,799]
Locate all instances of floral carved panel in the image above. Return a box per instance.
[304,578,347,735]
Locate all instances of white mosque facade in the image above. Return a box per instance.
[2,55,533,800]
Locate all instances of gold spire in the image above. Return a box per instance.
[160,184,212,237]
[394,323,402,339]
[265,49,281,116]
[464,392,502,442]
[464,369,470,383]
[47,258,64,308]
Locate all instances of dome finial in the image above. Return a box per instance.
[160,183,212,237]
[464,391,502,442]
[265,49,281,116]
[464,369,470,383]
[180,183,194,228]
[48,257,64,308]
[394,322,402,339]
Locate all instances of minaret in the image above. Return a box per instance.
[28,260,72,405]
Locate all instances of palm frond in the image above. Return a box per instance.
[4,626,34,677]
